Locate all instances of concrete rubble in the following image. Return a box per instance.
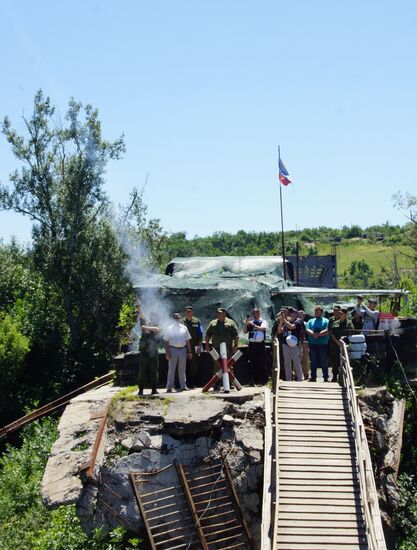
[41,385,121,508]
[41,385,266,545]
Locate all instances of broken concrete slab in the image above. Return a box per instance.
[42,384,266,546]
[41,385,120,508]
[163,397,226,435]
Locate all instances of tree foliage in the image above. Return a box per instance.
[0,92,132,410]
[341,259,375,288]
[0,312,30,420]
[119,185,168,271]
[1,90,125,359]
[0,241,69,421]
[393,474,417,549]
[393,393,417,548]
[394,192,417,260]
[0,418,140,549]
[163,223,409,261]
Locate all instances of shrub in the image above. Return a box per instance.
[0,418,141,549]
[0,313,30,420]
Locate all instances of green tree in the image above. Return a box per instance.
[393,192,417,265]
[0,241,68,419]
[1,91,125,360]
[119,186,168,271]
[0,419,141,549]
[0,313,30,420]
[342,259,374,288]
[343,224,363,239]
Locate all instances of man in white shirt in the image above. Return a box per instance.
[163,313,192,392]
[244,308,268,385]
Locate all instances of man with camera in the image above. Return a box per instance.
[276,307,303,381]
[244,308,268,385]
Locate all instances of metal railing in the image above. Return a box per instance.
[339,340,387,550]
[0,372,113,441]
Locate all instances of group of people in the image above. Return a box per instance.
[137,305,269,395]
[272,296,380,383]
[136,296,380,393]
[138,306,204,395]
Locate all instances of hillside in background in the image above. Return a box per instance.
[163,223,416,288]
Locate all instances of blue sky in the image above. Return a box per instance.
[1,0,416,244]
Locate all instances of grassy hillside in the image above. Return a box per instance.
[315,242,416,280]
[163,228,416,285]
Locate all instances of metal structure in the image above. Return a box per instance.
[0,373,113,441]
[266,340,387,550]
[286,255,337,288]
[79,398,113,481]
[130,460,254,549]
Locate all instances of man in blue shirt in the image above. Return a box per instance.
[305,305,330,382]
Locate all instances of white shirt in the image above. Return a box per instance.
[248,318,268,343]
[362,305,380,332]
[164,322,191,348]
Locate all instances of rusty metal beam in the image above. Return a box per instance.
[79,397,112,481]
[223,460,256,549]
[175,462,209,550]
[129,472,158,550]
[0,373,113,441]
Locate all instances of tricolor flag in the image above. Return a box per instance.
[279,158,292,186]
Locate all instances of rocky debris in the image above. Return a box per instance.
[358,387,405,535]
[222,414,235,426]
[42,386,265,545]
[163,396,227,435]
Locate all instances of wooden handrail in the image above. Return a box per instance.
[270,338,280,550]
[261,387,272,548]
[339,340,387,550]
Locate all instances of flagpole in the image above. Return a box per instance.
[278,145,287,280]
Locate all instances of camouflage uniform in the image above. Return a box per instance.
[138,318,162,388]
[206,318,239,373]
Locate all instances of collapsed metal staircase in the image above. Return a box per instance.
[130,460,254,549]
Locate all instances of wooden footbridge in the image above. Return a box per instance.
[262,341,387,550]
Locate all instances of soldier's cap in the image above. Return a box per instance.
[217,307,227,314]
[368,298,378,304]
[356,294,364,299]
[333,305,342,310]
[340,307,348,314]
[185,305,194,311]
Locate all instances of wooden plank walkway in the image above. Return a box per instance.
[275,381,368,550]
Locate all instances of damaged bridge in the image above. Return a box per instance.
[38,347,387,549]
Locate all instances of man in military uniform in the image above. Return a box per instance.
[138,311,162,396]
[205,308,239,372]
[181,306,203,388]
[329,307,353,382]
[328,305,342,332]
